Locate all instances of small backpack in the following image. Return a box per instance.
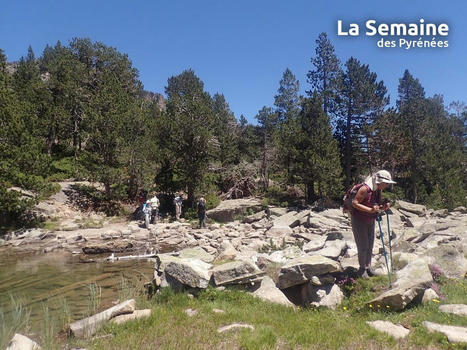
[342,183,365,214]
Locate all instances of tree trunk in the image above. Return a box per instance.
[187,182,195,208]
[105,181,111,200]
[306,182,316,203]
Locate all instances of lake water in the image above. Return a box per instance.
[0,250,154,333]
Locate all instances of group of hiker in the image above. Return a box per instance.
[137,168,397,280]
[137,190,207,229]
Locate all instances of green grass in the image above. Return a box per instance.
[75,217,104,229]
[42,218,60,231]
[65,278,467,350]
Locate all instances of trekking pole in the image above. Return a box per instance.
[386,211,394,274]
[376,214,392,288]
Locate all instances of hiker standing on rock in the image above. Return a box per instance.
[197,197,207,229]
[350,170,395,278]
[148,193,160,224]
[174,193,182,220]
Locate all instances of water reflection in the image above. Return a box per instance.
[0,251,153,332]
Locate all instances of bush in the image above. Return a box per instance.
[0,184,35,231]
[205,192,220,210]
[50,157,76,178]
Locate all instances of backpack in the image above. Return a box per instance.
[342,183,366,214]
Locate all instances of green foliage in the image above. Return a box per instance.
[204,192,220,210]
[66,279,467,350]
[1,34,465,230]
[157,69,216,206]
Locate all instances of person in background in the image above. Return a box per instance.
[174,193,182,220]
[147,193,160,224]
[138,189,147,209]
[351,170,395,278]
[197,197,207,229]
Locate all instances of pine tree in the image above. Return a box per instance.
[295,93,342,200]
[157,69,215,206]
[255,107,278,191]
[335,57,388,188]
[211,93,239,166]
[274,68,300,183]
[396,70,426,202]
[307,33,341,116]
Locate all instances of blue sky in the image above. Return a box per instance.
[1,0,466,122]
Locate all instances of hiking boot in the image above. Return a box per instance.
[357,267,366,278]
[360,270,370,279]
[366,267,376,277]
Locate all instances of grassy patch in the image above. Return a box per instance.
[64,278,467,350]
[75,217,104,229]
[4,278,465,349]
[42,218,60,231]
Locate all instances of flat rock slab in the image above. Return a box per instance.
[310,240,347,260]
[277,255,342,289]
[6,333,41,350]
[211,260,263,286]
[177,247,215,263]
[111,309,151,324]
[366,320,410,339]
[396,200,427,216]
[303,235,327,252]
[423,321,467,343]
[253,276,294,307]
[217,323,255,333]
[69,299,136,338]
[439,304,467,317]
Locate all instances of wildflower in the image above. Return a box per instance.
[369,304,373,308]
[386,305,390,309]
[432,299,440,303]
[377,304,381,308]
[343,306,347,311]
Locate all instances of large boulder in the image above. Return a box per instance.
[396,200,427,216]
[211,260,263,286]
[164,258,212,290]
[277,255,342,289]
[206,198,262,222]
[367,259,433,311]
[426,244,467,279]
[252,276,294,307]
